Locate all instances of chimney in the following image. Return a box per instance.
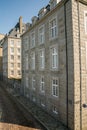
[19,16,22,34]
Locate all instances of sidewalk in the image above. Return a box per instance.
[1,81,69,130]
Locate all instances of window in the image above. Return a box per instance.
[49,17,57,39]
[10,70,14,75]
[39,49,45,69]
[31,32,35,48]
[18,63,21,68]
[39,25,45,44]
[18,55,21,60]
[10,47,14,53]
[18,70,21,75]
[24,37,28,50]
[10,40,14,46]
[31,52,35,70]
[17,41,21,46]
[86,42,87,70]
[40,76,45,93]
[52,78,59,97]
[84,11,87,34]
[10,63,14,68]
[11,55,14,60]
[32,76,35,90]
[51,47,58,69]
[53,105,58,114]
[17,48,21,54]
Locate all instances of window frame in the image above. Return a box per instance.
[49,16,58,40]
[52,77,59,98]
[40,76,45,93]
[39,49,45,70]
[50,45,58,71]
[84,11,87,34]
[30,31,35,48]
[38,25,45,44]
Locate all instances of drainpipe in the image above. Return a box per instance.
[64,0,69,128]
[77,0,82,130]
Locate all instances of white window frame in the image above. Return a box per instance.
[10,63,14,68]
[40,76,45,93]
[10,55,14,61]
[52,78,59,97]
[10,70,14,75]
[50,45,58,70]
[30,31,35,48]
[84,11,87,34]
[32,76,35,90]
[10,40,14,46]
[17,41,21,46]
[53,105,58,114]
[39,49,45,70]
[31,52,35,70]
[10,47,14,54]
[38,25,45,44]
[17,70,21,75]
[49,16,58,40]
[17,48,21,54]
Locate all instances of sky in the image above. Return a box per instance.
[0,0,49,34]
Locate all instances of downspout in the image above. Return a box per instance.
[77,1,82,130]
[64,0,69,128]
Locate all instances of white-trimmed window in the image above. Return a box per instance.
[31,52,35,70]
[52,78,59,97]
[18,55,21,60]
[49,17,57,39]
[18,63,21,68]
[31,32,35,48]
[40,76,45,93]
[38,25,45,44]
[17,41,21,46]
[17,48,21,54]
[50,47,58,70]
[24,37,28,50]
[10,63,14,68]
[10,40,14,46]
[10,47,14,54]
[10,70,14,75]
[53,105,58,114]
[11,55,14,60]
[32,76,35,90]
[39,49,45,69]
[84,11,87,34]
[17,70,21,75]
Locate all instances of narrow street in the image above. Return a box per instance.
[0,82,46,130]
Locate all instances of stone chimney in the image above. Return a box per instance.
[19,16,22,34]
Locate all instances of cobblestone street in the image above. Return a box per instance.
[0,81,46,130]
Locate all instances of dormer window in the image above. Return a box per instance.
[50,0,61,10]
[38,8,47,19]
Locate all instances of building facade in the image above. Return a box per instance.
[21,0,87,130]
[2,36,21,81]
[1,16,28,87]
[0,34,5,80]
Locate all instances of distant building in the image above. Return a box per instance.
[21,0,87,130]
[1,16,28,85]
[0,34,5,80]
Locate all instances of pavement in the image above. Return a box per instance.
[1,81,69,130]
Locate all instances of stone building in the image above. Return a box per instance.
[21,0,87,130]
[0,34,5,80]
[1,16,28,87]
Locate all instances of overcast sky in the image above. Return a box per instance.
[0,0,49,34]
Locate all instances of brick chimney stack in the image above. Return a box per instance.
[19,16,22,34]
